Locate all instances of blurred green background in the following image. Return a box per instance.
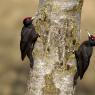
[0,0,95,95]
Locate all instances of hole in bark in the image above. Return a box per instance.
[67,64,70,70]
[73,39,76,45]
[60,62,63,66]
[47,47,50,52]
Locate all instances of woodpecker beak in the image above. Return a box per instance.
[88,32,91,37]
[32,16,36,20]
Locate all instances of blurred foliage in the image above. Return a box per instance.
[0,0,95,95]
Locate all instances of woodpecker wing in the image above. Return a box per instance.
[20,27,32,61]
[20,25,39,61]
[75,50,83,79]
[80,46,92,79]
[20,41,28,61]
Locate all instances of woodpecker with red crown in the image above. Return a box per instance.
[20,17,40,69]
[74,32,95,86]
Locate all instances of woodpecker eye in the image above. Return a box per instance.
[91,36,95,41]
[90,37,94,41]
[91,37,94,40]
[89,35,95,41]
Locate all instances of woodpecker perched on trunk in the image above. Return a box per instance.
[74,32,95,86]
[20,17,40,69]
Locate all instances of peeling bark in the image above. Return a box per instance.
[26,0,84,95]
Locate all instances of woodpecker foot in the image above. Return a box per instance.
[73,79,77,89]
[73,79,77,86]
[30,63,34,69]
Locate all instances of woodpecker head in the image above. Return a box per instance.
[23,17,35,26]
[88,32,95,46]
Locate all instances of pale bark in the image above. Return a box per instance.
[26,0,84,95]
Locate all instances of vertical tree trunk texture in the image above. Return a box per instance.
[26,0,83,95]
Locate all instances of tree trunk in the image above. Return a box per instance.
[26,0,84,95]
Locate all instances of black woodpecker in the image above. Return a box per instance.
[74,32,95,86]
[20,17,40,69]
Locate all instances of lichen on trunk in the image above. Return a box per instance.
[26,0,84,95]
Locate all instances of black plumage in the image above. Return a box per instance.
[20,17,40,68]
[74,34,95,86]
